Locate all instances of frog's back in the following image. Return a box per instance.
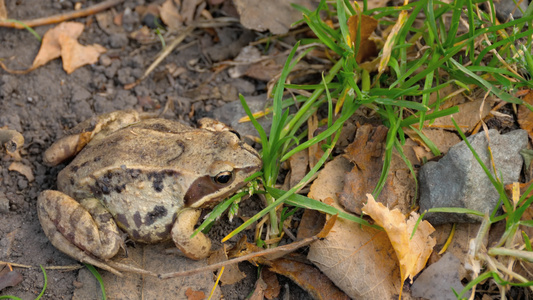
[57,119,195,199]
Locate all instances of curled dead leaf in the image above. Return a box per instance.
[308,156,402,299]
[0,128,24,160]
[362,194,436,292]
[8,162,34,182]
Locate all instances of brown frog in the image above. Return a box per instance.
[38,110,262,275]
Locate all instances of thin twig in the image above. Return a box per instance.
[0,0,124,29]
[124,17,240,90]
[159,235,320,279]
[0,261,83,271]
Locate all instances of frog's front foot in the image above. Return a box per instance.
[37,190,124,275]
[172,209,211,260]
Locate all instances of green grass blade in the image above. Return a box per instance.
[449,59,522,104]
[269,187,381,229]
[4,19,41,42]
[85,264,106,300]
[34,266,48,300]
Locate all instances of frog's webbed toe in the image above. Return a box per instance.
[171,208,211,260]
[37,190,123,275]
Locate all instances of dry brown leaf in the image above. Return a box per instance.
[59,33,106,74]
[288,149,308,189]
[297,209,326,239]
[185,288,206,300]
[404,128,460,155]
[340,124,414,215]
[233,0,315,34]
[160,0,184,30]
[427,97,495,131]
[207,248,246,285]
[181,0,203,24]
[347,14,378,63]
[8,162,34,182]
[0,264,23,292]
[261,268,280,299]
[250,275,268,300]
[32,22,85,69]
[269,258,350,300]
[518,90,533,141]
[362,194,436,289]
[307,156,402,299]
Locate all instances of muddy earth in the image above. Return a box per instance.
[0,1,310,299]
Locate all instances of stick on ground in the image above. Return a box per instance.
[0,0,124,29]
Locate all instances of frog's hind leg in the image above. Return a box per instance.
[37,190,124,275]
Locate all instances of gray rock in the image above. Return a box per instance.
[494,0,530,21]
[209,94,272,140]
[419,129,527,225]
[0,191,9,213]
[412,253,470,300]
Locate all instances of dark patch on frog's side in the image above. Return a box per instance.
[157,213,177,239]
[90,168,179,197]
[148,172,165,192]
[133,211,142,228]
[115,213,130,229]
[145,205,168,226]
[128,168,142,178]
[114,183,126,193]
[124,211,176,242]
[131,229,141,240]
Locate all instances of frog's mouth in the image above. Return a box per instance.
[184,165,259,208]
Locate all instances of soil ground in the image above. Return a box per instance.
[0,1,310,299]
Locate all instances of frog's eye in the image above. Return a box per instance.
[214,171,233,184]
[229,130,241,140]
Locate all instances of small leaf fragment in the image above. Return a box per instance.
[518,90,533,140]
[0,265,23,291]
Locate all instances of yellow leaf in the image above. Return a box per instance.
[378,10,407,76]
[362,194,436,295]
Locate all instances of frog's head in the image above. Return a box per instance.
[184,130,262,208]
